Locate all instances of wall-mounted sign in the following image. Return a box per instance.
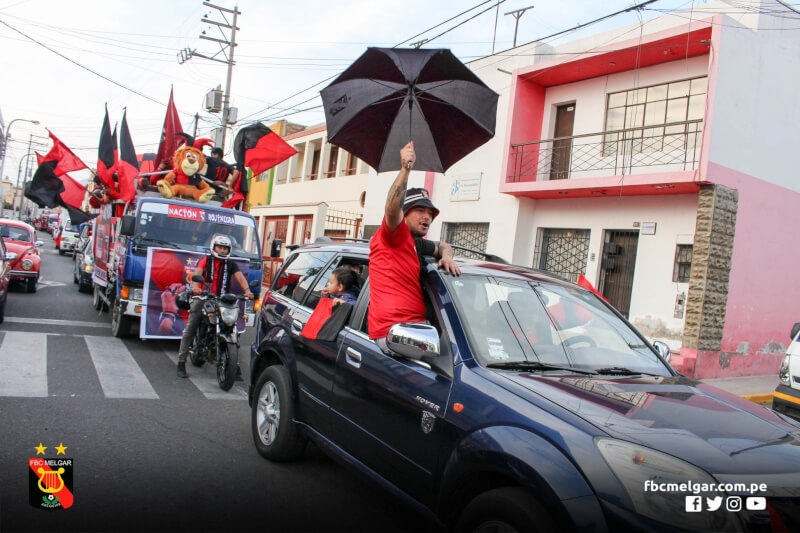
[450,173,482,202]
[641,222,657,235]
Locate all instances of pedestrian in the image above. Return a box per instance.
[176,234,254,378]
[368,141,460,350]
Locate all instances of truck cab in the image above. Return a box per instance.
[775,322,800,419]
[93,193,263,338]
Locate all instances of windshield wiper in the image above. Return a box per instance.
[487,361,597,375]
[594,366,663,377]
[133,236,178,249]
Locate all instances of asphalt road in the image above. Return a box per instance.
[0,236,443,532]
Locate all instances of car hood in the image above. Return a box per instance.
[5,240,36,260]
[501,372,800,480]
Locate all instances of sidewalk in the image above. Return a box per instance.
[699,374,777,404]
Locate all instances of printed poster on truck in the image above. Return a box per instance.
[140,248,249,339]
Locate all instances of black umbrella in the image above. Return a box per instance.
[320,47,498,173]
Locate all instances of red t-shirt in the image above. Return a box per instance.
[197,256,239,296]
[368,218,426,339]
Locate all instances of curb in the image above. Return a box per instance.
[740,393,773,405]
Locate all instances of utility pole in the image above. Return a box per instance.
[178,2,240,152]
[17,135,34,219]
[505,5,534,48]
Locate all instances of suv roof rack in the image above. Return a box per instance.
[450,244,509,264]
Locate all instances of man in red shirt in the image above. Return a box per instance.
[368,142,460,347]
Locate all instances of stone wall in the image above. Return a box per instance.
[682,184,738,351]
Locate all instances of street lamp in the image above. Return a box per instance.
[0,117,40,185]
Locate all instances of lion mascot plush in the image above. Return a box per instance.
[157,138,215,203]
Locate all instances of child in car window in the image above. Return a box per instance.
[322,267,359,306]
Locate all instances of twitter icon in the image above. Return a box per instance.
[706,496,723,511]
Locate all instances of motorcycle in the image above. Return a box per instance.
[187,275,249,391]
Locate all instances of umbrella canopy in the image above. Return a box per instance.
[321,47,498,173]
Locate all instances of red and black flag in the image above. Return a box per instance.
[115,110,139,203]
[233,122,297,192]
[97,105,117,190]
[43,131,87,177]
[24,160,96,225]
[154,88,183,170]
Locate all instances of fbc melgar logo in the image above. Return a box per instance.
[28,442,73,511]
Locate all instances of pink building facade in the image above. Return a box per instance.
[497,8,800,378]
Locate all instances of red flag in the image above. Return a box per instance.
[35,152,43,165]
[301,298,334,340]
[115,110,139,203]
[97,105,117,189]
[578,274,609,302]
[41,131,87,177]
[154,88,183,170]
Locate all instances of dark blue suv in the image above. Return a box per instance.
[249,242,800,532]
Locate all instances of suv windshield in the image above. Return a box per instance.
[135,202,260,259]
[447,275,669,375]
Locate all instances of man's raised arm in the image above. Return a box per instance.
[385,142,416,231]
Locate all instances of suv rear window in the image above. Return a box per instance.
[272,251,335,304]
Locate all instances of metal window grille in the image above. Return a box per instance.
[672,244,693,283]
[441,222,489,259]
[325,208,363,239]
[533,228,590,282]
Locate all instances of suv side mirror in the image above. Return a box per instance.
[387,323,440,360]
[120,215,136,237]
[653,340,671,362]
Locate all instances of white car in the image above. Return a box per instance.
[775,323,800,419]
[57,219,80,256]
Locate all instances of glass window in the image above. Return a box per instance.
[607,92,626,108]
[646,85,667,102]
[0,224,32,242]
[272,251,335,303]
[624,104,645,128]
[687,94,706,121]
[669,80,691,98]
[447,275,669,375]
[605,107,625,131]
[136,203,261,259]
[666,98,688,123]
[643,100,666,127]
[673,245,693,283]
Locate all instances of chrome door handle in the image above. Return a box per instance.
[345,347,362,368]
[291,319,303,335]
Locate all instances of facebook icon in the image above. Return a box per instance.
[685,496,703,512]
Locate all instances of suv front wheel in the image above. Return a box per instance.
[455,487,556,533]
[251,365,307,461]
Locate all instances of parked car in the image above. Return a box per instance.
[0,218,41,293]
[249,242,800,532]
[73,233,94,293]
[0,233,15,321]
[73,221,93,261]
[774,323,800,420]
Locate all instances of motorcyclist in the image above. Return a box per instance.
[176,234,254,379]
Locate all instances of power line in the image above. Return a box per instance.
[0,18,196,118]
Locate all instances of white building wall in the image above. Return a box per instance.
[525,194,698,341]
[707,8,800,191]
[270,172,367,214]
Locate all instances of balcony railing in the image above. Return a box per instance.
[508,119,703,183]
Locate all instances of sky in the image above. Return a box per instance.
[0,0,727,185]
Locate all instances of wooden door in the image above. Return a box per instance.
[598,230,639,318]
[550,104,575,180]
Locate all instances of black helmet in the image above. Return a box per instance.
[175,288,192,311]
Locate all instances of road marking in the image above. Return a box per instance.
[85,336,159,399]
[38,280,66,288]
[0,331,48,397]
[162,349,246,400]
[4,317,107,328]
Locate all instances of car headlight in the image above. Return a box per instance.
[779,355,791,386]
[132,288,144,302]
[596,438,735,531]
[219,306,239,326]
[21,259,34,270]
[84,264,94,272]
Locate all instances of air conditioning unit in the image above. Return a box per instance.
[224,106,238,124]
[205,88,223,113]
